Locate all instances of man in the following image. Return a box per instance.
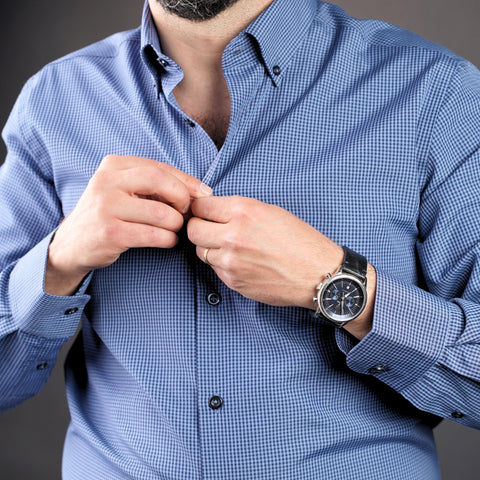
[1,0,479,478]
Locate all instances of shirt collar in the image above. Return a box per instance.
[141,0,162,56]
[140,1,169,94]
[245,0,319,84]
[140,0,319,87]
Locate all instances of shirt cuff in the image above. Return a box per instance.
[337,270,453,392]
[9,232,92,339]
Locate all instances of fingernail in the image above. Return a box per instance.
[182,202,190,214]
[200,183,213,196]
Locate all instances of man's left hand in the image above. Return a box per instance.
[187,195,344,309]
[187,195,376,339]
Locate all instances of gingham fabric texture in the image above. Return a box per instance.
[1,0,480,478]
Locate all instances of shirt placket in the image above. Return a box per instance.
[190,36,268,477]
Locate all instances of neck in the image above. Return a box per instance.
[148,0,275,150]
[148,0,275,74]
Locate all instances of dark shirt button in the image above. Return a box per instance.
[451,411,465,419]
[368,364,389,374]
[272,65,281,75]
[185,118,196,128]
[36,362,48,371]
[209,395,223,410]
[206,293,221,306]
[64,307,79,315]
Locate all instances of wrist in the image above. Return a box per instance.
[312,247,376,340]
[45,239,90,296]
[342,263,376,340]
[297,244,344,311]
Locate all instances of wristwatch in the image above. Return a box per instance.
[314,247,368,327]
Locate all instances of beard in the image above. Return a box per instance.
[157,0,241,21]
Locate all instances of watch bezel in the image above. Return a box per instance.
[316,273,367,325]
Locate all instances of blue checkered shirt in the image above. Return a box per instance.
[1,0,480,478]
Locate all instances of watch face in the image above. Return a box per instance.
[320,274,366,323]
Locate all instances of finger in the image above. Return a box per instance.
[197,246,220,267]
[99,155,212,199]
[159,162,213,199]
[117,221,180,250]
[191,195,238,223]
[113,166,193,214]
[187,217,225,248]
[113,196,185,232]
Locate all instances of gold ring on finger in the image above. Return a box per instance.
[203,248,211,266]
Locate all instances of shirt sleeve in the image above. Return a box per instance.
[336,60,480,429]
[0,76,91,412]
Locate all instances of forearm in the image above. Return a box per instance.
[338,270,480,428]
[0,234,90,410]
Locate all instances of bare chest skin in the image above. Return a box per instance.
[147,0,277,150]
[173,77,231,150]
[189,110,231,150]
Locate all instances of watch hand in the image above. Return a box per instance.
[344,288,358,298]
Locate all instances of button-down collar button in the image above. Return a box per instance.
[451,411,465,419]
[64,307,79,315]
[209,395,223,410]
[272,65,281,76]
[157,58,168,68]
[207,292,221,306]
[36,362,48,371]
[185,118,196,128]
[368,364,388,374]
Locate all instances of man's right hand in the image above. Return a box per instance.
[45,155,212,296]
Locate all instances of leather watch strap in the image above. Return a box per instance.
[341,247,368,281]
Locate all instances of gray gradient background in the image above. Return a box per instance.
[1,1,479,478]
